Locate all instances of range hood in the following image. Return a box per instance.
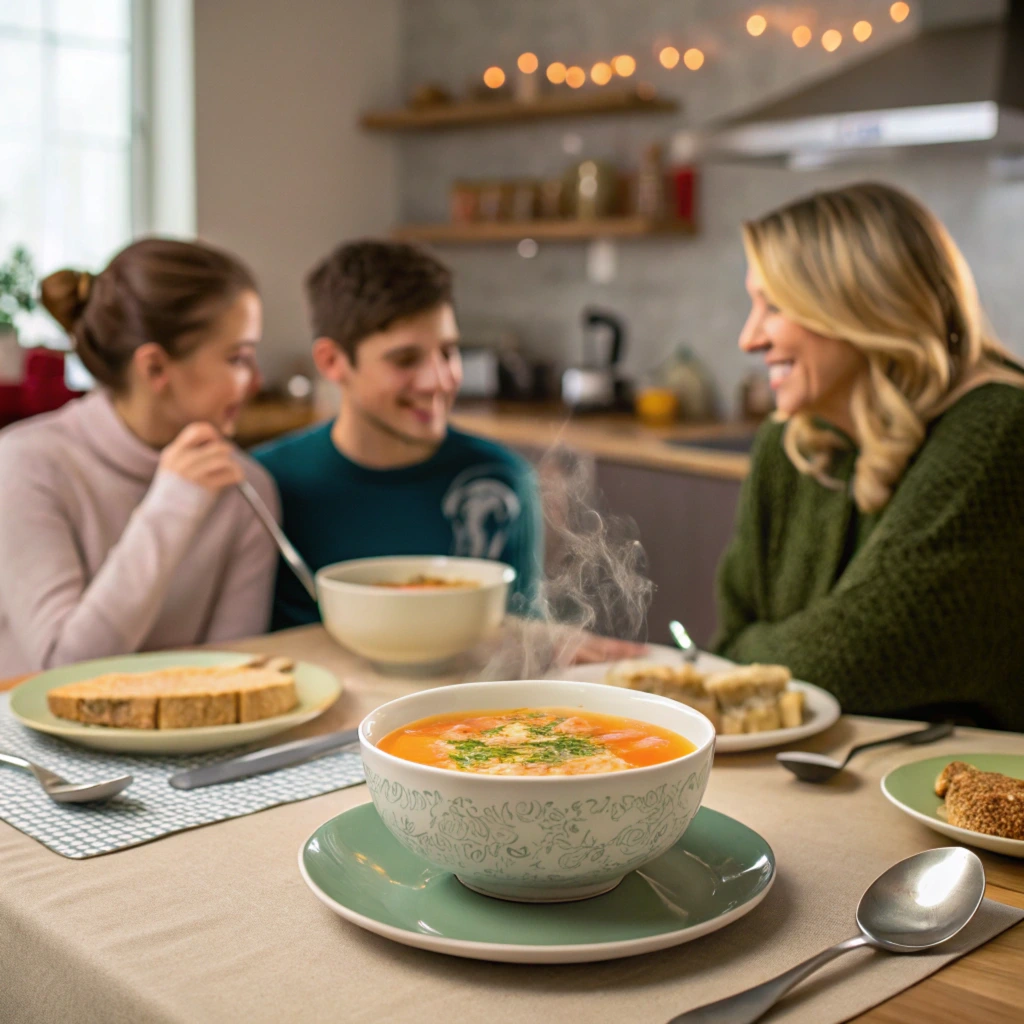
[701,5,1024,164]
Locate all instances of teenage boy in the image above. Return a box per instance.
[255,241,542,631]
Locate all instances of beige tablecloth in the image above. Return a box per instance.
[2,627,1022,1024]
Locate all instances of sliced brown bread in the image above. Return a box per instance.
[47,666,298,730]
[604,660,720,730]
[935,761,1024,841]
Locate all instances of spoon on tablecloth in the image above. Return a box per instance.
[668,846,985,1024]
[776,722,955,783]
[0,751,132,803]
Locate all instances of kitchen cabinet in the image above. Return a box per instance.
[595,462,741,647]
[511,445,742,648]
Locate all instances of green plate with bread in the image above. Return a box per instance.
[9,650,342,755]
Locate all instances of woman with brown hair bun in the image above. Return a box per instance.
[713,182,1024,731]
[0,238,279,673]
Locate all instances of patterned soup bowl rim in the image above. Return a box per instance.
[359,679,716,903]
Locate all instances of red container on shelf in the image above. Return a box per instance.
[671,165,698,227]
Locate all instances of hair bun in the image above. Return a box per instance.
[40,269,92,334]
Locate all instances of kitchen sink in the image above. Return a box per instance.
[663,434,757,454]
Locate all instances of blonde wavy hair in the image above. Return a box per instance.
[743,182,1024,513]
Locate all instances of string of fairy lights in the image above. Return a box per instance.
[481,2,912,90]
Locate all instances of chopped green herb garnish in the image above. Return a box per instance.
[445,733,601,770]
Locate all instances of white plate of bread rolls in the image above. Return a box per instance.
[565,649,840,753]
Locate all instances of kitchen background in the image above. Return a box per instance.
[1,0,1021,643]
[198,0,1022,410]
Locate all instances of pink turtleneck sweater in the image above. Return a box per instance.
[0,391,280,675]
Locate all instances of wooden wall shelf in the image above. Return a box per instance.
[393,218,696,243]
[361,90,678,131]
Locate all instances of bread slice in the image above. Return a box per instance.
[604,661,719,729]
[704,664,791,708]
[705,664,797,734]
[935,761,1024,840]
[47,665,298,730]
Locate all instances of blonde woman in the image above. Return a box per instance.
[713,182,1024,731]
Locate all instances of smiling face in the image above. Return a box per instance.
[159,289,263,437]
[321,303,463,453]
[740,265,866,429]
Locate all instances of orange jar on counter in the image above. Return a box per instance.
[634,386,679,426]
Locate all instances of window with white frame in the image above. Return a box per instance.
[0,0,141,344]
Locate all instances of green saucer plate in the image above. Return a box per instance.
[9,650,342,755]
[882,753,1024,859]
[299,802,775,963]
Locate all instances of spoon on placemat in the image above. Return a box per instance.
[668,620,700,663]
[668,846,985,1024]
[0,751,132,803]
[776,722,955,783]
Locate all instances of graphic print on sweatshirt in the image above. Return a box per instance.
[442,464,523,560]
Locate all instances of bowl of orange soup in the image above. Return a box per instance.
[316,556,516,667]
[359,679,715,902]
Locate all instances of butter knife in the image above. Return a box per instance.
[168,727,360,790]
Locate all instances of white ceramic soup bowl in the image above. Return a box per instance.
[359,679,716,902]
[316,556,515,666]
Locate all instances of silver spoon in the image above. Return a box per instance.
[669,846,985,1024]
[776,722,954,783]
[668,620,699,663]
[237,480,318,602]
[0,751,133,804]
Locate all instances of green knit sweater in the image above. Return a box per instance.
[712,383,1024,732]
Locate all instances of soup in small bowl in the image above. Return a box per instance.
[316,556,515,667]
[360,679,715,902]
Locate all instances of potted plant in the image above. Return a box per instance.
[0,245,36,381]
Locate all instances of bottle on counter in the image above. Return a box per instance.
[740,371,775,421]
[661,346,715,421]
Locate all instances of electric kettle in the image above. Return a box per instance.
[561,308,626,411]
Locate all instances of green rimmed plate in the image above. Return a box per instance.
[9,650,342,754]
[881,754,1024,858]
[299,802,775,963]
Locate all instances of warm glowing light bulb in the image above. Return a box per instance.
[659,46,680,69]
[612,54,636,77]
[517,52,538,74]
[683,48,705,71]
[890,2,910,23]
[483,66,506,89]
[591,61,613,85]
[746,14,767,37]
[565,65,586,89]
[792,26,812,48]
[546,61,567,84]
[821,30,842,52]
[853,21,873,42]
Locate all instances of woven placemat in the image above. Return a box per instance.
[0,695,365,858]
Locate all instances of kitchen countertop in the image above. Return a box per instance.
[232,397,756,479]
[451,402,755,480]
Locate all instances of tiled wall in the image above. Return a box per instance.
[394,0,1022,415]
